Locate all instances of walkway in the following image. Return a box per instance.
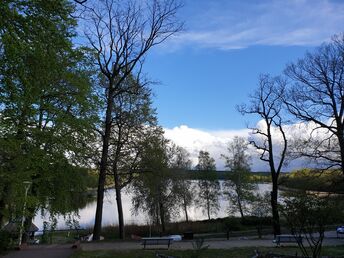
[1,244,74,258]
[81,231,344,251]
[2,231,343,257]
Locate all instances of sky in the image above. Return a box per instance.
[138,0,344,171]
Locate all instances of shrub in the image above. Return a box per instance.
[0,230,13,252]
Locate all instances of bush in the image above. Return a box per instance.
[223,217,242,231]
[0,230,13,252]
[241,216,272,226]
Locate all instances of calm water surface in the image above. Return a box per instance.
[34,182,273,230]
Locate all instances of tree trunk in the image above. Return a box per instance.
[93,88,114,241]
[22,216,32,244]
[271,177,281,236]
[0,194,6,228]
[114,174,124,239]
[237,195,245,219]
[159,201,166,233]
[183,198,189,222]
[336,123,344,174]
[207,199,211,220]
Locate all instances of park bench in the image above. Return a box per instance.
[141,237,173,249]
[273,234,303,246]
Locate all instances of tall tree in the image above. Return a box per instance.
[195,151,220,220]
[81,0,183,240]
[283,34,344,173]
[222,136,256,219]
[131,131,177,233]
[108,74,157,239]
[0,0,97,240]
[169,145,194,222]
[238,74,287,236]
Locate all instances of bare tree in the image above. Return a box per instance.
[284,34,344,173]
[82,0,183,240]
[238,74,288,236]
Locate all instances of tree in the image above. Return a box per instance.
[238,74,288,236]
[283,34,344,174]
[131,131,178,233]
[81,0,183,240]
[169,145,194,222]
[195,151,220,220]
[222,136,256,219]
[108,75,157,239]
[0,0,97,241]
[250,192,271,239]
[281,193,341,258]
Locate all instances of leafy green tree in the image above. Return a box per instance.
[281,194,341,258]
[195,151,220,220]
[169,145,194,222]
[250,192,271,238]
[222,136,256,219]
[0,0,97,240]
[131,131,178,233]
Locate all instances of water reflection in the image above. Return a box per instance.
[34,182,272,230]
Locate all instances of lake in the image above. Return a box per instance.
[34,182,273,230]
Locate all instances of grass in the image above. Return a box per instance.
[70,245,344,258]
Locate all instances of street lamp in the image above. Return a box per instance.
[18,181,32,248]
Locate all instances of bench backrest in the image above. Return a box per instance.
[277,235,302,242]
[142,238,172,245]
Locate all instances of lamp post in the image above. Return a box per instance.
[18,181,31,247]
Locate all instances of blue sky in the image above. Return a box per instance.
[141,0,344,170]
[143,0,344,130]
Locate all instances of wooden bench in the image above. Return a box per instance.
[273,234,303,246]
[141,237,173,249]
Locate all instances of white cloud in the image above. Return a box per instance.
[164,120,338,172]
[166,0,344,50]
[163,124,268,171]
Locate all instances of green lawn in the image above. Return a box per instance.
[70,245,344,258]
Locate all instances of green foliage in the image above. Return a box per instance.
[169,145,194,222]
[194,151,220,220]
[131,131,179,231]
[280,168,344,193]
[0,0,98,226]
[0,230,13,252]
[195,151,216,171]
[281,193,342,258]
[222,137,256,218]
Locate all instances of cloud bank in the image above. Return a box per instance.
[163,122,330,172]
[164,124,269,171]
[167,0,344,50]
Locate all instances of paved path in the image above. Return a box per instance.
[1,244,75,258]
[2,231,343,257]
[81,231,344,251]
